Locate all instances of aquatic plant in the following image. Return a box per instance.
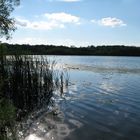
[0,99,17,140]
[0,54,69,139]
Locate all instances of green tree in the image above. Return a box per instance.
[0,1,20,139]
[0,0,20,39]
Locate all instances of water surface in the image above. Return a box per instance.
[24,56,140,140]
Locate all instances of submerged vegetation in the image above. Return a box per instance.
[1,43,140,56]
[0,45,68,139]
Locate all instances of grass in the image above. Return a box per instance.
[0,54,68,139]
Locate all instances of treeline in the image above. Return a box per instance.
[2,43,140,56]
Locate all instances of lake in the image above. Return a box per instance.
[24,56,140,140]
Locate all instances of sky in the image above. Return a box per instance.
[2,0,140,46]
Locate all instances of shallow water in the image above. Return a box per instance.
[23,56,140,140]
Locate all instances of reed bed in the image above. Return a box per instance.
[0,55,68,139]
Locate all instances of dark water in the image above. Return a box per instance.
[23,56,140,140]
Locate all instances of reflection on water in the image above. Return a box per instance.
[64,64,140,74]
[24,111,71,140]
[19,86,83,140]
[20,56,140,140]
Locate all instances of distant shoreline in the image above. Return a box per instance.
[1,43,140,56]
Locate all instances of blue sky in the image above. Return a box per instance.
[2,0,140,46]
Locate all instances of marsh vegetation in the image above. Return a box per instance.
[0,50,68,139]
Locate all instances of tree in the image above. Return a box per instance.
[0,0,20,39]
[0,1,20,139]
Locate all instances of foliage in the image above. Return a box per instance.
[0,99,16,140]
[2,43,140,56]
[0,99,16,125]
[0,0,20,39]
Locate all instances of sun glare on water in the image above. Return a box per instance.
[25,134,42,140]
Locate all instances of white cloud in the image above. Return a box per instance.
[16,19,27,27]
[5,37,48,45]
[44,12,80,24]
[15,12,80,30]
[57,0,81,2]
[91,19,96,23]
[49,0,81,2]
[16,18,65,30]
[91,17,126,27]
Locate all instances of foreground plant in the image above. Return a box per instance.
[0,99,17,140]
[0,55,69,139]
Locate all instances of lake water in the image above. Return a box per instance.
[24,56,140,140]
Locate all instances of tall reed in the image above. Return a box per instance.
[0,55,68,139]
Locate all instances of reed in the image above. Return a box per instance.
[0,55,69,139]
